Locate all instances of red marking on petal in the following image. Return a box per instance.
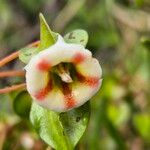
[34,80,53,100]
[76,72,99,87]
[85,77,99,87]
[72,53,86,64]
[62,82,76,109]
[37,60,51,71]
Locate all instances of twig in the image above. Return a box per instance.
[0,40,40,68]
[0,51,19,68]
[0,41,40,94]
[0,83,26,94]
[0,70,25,78]
[28,40,40,47]
[0,40,40,94]
[0,123,6,150]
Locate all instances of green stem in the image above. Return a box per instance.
[104,100,127,150]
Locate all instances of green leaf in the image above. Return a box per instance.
[39,13,56,50]
[107,102,130,127]
[133,113,150,140]
[59,103,90,147]
[134,0,144,7]
[19,46,39,64]
[141,36,150,50]
[64,29,88,47]
[13,91,32,118]
[19,13,58,64]
[30,102,90,150]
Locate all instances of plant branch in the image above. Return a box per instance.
[28,40,40,47]
[0,51,19,68]
[0,40,40,94]
[0,83,26,94]
[0,70,25,78]
[0,40,40,68]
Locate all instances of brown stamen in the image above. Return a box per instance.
[57,64,73,83]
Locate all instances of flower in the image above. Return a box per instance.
[25,36,102,112]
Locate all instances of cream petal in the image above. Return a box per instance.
[36,89,65,112]
[25,62,49,94]
[72,79,102,108]
[76,58,102,78]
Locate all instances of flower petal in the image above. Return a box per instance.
[25,36,102,112]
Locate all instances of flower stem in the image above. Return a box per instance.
[0,70,25,78]
[0,83,26,94]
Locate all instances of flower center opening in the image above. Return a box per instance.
[50,63,77,87]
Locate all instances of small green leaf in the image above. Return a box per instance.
[141,36,150,50]
[19,46,39,64]
[64,29,88,47]
[19,14,58,64]
[13,91,32,118]
[39,13,56,50]
[59,103,90,147]
[107,102,130,127]
[30,102,90,149]
[133,113,150,140]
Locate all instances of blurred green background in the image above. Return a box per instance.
[0,0,150,149]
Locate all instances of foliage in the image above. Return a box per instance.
[0,0,149,150]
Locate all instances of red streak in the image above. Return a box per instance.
[34,80,53,100]
[37,60,51,71]
[62,82,76,109]
[76,72,99,87]
[73,53,86,64]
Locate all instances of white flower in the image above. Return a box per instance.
[25,36,102,112]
